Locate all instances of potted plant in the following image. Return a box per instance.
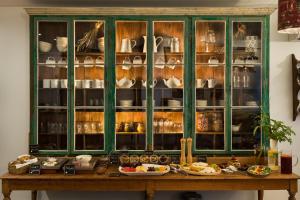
[253,113,295,165]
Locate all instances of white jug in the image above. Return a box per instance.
[120,38,136,53]
[153,36,163,53]
[170,37,180,53]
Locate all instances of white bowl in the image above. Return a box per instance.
[57,44,67,52]
[56,37,68,45]
[245,101,257,106]
[120,100,133,107]
[168,100,181,107]
[196,100,207,107]
[142,100,155,107]
[232,124,241,132]
[218,100,225,106]
[76,155,92,163]
[39,41,52,53]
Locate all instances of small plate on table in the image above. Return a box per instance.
[247,165,271,177]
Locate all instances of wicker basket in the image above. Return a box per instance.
[8,162,29,175]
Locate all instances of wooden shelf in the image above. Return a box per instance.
[76,133,104,135]
[75,52,104,56]
[196,131,224,135]
[154,132,183,135]
[196,52,224,56]
[116,52,146,56]
[154,52,183,56]
[116,132,145,135]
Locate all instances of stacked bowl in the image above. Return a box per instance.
[56,37,68,52]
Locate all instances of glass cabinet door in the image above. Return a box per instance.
[194,20,226,150]
[231,21,262,150]
[74,21,105,151]
[153,21,185,151]
[37,21,68,150]
[115,21,147,151]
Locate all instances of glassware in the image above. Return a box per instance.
[96,122,102,133]
[83,122,91,134]
[197,113,208,132]
[242,67,250,88]
[268,148,279,171]
[76,122,83,134]
[233,67,241,88]
[280,150,298,174]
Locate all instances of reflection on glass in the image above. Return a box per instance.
[115,21,147,151]
[37,21,68,150]
[232,109,260,150]
[153,21,184,151]
[195,109,224,150]
[231,21,262,151]
[232,21,262,107]
[194,21,226,150]
[74,21,105,151]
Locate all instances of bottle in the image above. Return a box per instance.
[233,67,241,88]
[242,67,250,88]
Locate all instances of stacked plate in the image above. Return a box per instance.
[168,100,181,107]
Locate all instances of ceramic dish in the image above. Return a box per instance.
[247,165,271,177]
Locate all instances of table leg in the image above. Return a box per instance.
[146,189,154,200]
[288,191,296,200]
[2,180,11,200]
[32,190,37,200]
[288,180,298,200]
[258,190,264,200]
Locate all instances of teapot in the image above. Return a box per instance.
[154,56,165,69]
[45,57,56,68]
[208,56,219,67]
[122,57,132,70]
[116,77,136,88]
[141,79,157,88]
[57,57,67,68]
[163,76,182,88]
[95,56,104,68]
[84,56,94,67]
[132,56,143,68]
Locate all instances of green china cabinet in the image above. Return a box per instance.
[29,8,271,155]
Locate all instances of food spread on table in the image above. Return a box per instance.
[7,153,275,178]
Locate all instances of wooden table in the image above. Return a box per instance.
[1,167,299,200]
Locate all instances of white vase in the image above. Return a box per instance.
[270,139,278,150]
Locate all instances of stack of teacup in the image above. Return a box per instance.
[75,79,105,89]
[43,79,68,88]
[56,37,68,52]
[98,37,105,52]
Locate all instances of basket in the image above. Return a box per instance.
[8,162,29,175]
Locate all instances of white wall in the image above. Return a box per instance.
[0,7,299,200]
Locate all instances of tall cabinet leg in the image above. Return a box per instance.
[258,190,264,200]
[32,190,37,200]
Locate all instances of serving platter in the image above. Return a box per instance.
[119,164,170,176]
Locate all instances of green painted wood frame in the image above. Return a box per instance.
[31,16,72,156]
[30,15,269,156]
